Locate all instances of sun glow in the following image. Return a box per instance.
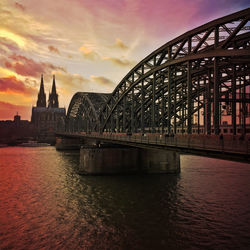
[0,29,26,48]
[0,67,17,78]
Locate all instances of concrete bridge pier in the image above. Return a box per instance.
[55,136,83,150]
[78,145,139,175]
[139,149,180,174]
[78,145,180,175]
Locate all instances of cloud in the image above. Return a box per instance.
[0,3,54,53]
[0,37,19,54]
[15,2,25,11]
[103,57,136,67]
[5,54,66,77]
[53,71,90,91]
[79,45,100,61]
[0,101,30,120]
[90,75,115,86]
[0,66,17,78]
[0,29,26,48]
[8,54,43,77]
[79,44,134,66]
[48,45,60,54]
[4,61,12,68]
[0,76,36,95]
[111,38,128,50]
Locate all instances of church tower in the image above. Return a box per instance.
[36,74,46,107]
[48,75,59,108]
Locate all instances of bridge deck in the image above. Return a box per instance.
[57,132,250,163]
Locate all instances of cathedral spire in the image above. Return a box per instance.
[48,75,59,108]
[52,75,56,94]
[36,74,46,107]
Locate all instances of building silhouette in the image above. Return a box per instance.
[31,75,65,143]
[0,113,36,145]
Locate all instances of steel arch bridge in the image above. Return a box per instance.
[66,8,250,136]
[66,92,110,132]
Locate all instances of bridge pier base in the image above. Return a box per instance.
[79,145,139,175]
[79,145,180,175]
[55,136,83,150]
[139,149,180,174]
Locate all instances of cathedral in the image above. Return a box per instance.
[31,75,66,143]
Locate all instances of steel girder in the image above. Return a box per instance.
[66,92,110,132]
[100,8,250,135]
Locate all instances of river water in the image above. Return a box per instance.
[0,147,249,250]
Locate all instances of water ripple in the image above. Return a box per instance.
[0,147,250,249]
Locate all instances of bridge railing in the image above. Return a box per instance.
[81,133,249,156]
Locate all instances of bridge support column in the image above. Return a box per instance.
[139,149,180,174]
[55,136,83,150]
[79,145,139,175]
[79,145,180,175]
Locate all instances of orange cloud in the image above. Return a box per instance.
[48,45,60,54]
[103,57,136,67]
[55,71,90,88]
[111,38,128,50]
[90,75,115,86]
[0,37,19,54]
[0,29,26,48]
[5,54,66,77]
[4,61,12,68]
[0,76,36,96]
[79,45,100,61]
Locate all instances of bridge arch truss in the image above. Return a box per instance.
[99,8,250,135]
[66,92,110,132]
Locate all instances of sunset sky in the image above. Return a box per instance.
[0,0,249,120]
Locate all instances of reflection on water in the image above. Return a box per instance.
[0,147,250,249]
